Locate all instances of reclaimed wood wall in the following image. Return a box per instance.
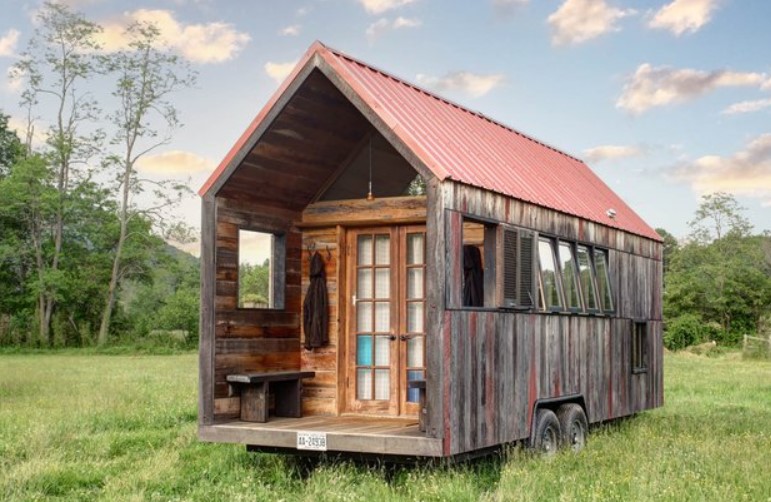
[209,196,303,422]
[430,181,664,455]
[442,311,663,455]
[299,226,344,416]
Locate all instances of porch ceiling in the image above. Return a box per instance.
[217,69,371,211]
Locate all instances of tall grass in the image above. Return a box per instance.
[1,351,769,501]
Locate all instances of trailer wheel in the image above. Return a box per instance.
[531,409,561,456]
[557,403,588,452]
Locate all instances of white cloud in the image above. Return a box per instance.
[135,150,214,175]
[548,0,636,46]
[672,134,771,202]
[0,29,20,57]
[416,71,505,98]
[264,61,297,84]
[616,63,768,114]
[648,0,718,36]
[280,24,301,36]
[366,16,422,42]
[358,0,416,15]
[296,6,311,16]
[583,145,643,163]
[722,98,771,116]
[97,9,250,64]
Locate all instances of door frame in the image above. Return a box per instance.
[342,224,426,417]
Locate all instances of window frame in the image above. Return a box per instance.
[236,227,286,311]
[632,320,648,373]
[537,236,565,313]
[592,247,615,314]
[459,214,498,309]
[556,240,582,313]
[575,243,602,315]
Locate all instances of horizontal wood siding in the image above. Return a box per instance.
[212,196,303,421]
[299,227,343,416]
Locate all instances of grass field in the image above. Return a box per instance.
[1,351,770,501]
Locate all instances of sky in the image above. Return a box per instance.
[1,0,770,256]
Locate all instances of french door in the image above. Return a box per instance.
[345,225,427,416]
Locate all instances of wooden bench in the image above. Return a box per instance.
[408,379,427,432]
[227,371,316,423]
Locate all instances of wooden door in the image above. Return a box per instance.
[345,226,427,416]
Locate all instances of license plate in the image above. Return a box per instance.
[296,431,327,451]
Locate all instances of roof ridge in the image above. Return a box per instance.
[320,43,584,165]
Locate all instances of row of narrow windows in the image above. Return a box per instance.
[460,216,614,314]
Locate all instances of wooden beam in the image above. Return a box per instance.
[199,194,217,426]
[299,196,427,228]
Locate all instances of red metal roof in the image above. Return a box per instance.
[201,42,661,242]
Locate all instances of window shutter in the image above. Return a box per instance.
[518,232,534,308]
[502,229,518,307]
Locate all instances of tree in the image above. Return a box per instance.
[0,111,24,176]
[655,227,679,277]
[96,21,195,344]
[665,193,771,343]
[10,1,102,345]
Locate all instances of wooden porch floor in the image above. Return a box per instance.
[199,416,443,457]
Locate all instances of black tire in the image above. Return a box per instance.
[557,403,588,452]
[531,408,561,456]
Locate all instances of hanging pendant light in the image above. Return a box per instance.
[367,134,375,201]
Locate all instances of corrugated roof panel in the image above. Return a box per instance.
[324,46,659,241]
[200,41,660,242]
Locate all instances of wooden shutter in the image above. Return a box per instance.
[502,229,518,307]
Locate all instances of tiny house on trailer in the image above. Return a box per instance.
[198,41,663,459]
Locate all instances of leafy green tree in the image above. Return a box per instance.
[0,112,24,176]
[239,260,271,307]
[655,227,679,277]
[97,21,195,345]
[665,193,771,344]
[10,1,102,344]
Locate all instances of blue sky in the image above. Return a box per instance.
[1,0,770,251]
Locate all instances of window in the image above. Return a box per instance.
[632,321,648,373]
[558,242,581,311]
[462,218,496,307]
[238,229,284,309]
[537,238,562,311]
[594,249,614,312]
[576,245,599,312]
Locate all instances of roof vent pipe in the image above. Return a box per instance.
[606,208,617,219]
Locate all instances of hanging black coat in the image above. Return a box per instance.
[463,245,484,307]
[303,251,329,349]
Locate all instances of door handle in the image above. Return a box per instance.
[388,335,397,341]
[399,335,414,341]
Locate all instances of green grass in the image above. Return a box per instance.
[1,351,770,501]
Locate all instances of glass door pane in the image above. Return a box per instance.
[403,231,426,406]
[355,232,392,402]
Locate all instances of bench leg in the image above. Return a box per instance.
[240,382,269,423]
[273,379,302,418]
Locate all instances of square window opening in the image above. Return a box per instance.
[462,218,497,308]
[238,229,284,310]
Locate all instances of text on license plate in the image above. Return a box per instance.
[296,431,327,451]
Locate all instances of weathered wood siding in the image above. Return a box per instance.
[433,181,664,455]
[443,312,663,455]
[211,196,303,422]
[299,226,344,416]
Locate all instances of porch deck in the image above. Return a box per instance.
[199,415,443,457]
